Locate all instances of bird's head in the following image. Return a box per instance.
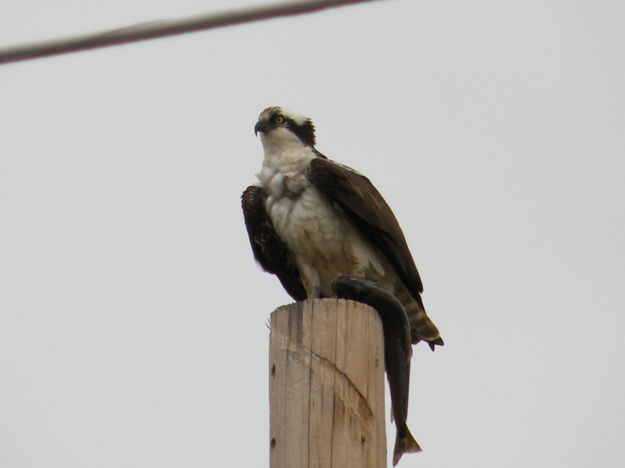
[254,106,316,148]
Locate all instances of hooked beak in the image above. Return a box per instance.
[254,120,273,136]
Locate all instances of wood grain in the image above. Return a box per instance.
[269,299,386,468]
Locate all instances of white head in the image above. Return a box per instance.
[254,107,317,150]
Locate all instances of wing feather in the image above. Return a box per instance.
[241,186,307,301]
[307,158,424,296]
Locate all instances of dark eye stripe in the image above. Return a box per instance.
[284,118,316,147]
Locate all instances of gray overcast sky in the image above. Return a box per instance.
[1,1,624,467]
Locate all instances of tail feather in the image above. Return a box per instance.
[428,336,445,351]
[392,425,422,466]
[394,288,443,347]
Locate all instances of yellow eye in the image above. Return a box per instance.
[275,115,285,124]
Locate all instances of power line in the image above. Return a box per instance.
[0,0,382,65]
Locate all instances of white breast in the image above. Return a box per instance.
[269,185,345,259]
[256,140,386,295]
[257,144,345,260]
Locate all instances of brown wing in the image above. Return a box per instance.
[241,186,307,301]
[307,158,424,297]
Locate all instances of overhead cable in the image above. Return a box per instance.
[0,0,381,65]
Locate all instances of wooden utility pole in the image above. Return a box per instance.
[269,299,387,468]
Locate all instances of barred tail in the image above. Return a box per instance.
[394,287,444,349]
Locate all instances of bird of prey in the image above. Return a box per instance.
[242,106,443,349]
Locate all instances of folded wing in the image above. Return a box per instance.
[307,157,424,300]
[241,185,307,301]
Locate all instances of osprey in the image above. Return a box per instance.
[242,106,443,349]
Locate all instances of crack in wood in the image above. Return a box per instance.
[276,331,375,428]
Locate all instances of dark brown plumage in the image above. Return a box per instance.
[241,186,306,301]
[307,157,424,295]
